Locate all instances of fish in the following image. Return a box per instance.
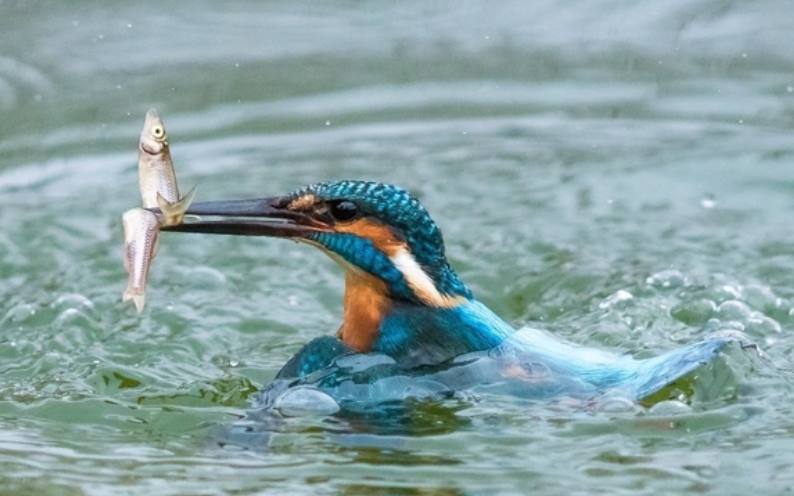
[137,108,196,226]
[122,208,161,313]
[122,109,196,312]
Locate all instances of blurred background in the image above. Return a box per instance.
[1,1,794,495]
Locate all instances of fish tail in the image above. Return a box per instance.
[123,289,146,313]
[156,185,197,226]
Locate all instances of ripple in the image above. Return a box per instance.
[0,56,55,96]
[2,303,37,324]
[1,1,793,493]
[52,293,95,311]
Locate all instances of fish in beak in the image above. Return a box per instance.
[137,108,196,226]
[121,109,196,312]
[122,208,160,313]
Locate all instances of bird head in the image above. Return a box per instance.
[166,181,472,311]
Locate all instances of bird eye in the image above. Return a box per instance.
[152,126,165,139]
[329,200,359,221]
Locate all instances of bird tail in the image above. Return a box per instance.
[632,337,734,402]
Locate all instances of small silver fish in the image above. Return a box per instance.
[122,208,160,313]
[137,109,196,226]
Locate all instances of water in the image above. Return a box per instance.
[1,1,794,494]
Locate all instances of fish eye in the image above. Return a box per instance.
[329,200,359,222]
[152,126,164,138]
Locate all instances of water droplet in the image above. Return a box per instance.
[234,62,240,68]
[741,52,748,58]
[324,120,331,126]
[787,85,793,93]
[738,119,744,124]
[126,23,133,29]
[700,197,716,209]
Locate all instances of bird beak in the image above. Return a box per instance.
[156,197,325,238]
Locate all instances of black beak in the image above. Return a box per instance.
[155,197,324,238]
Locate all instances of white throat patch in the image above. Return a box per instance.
[390,247,461,308]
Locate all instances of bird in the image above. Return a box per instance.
[162,180,741,413]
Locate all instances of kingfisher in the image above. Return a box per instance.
[162,180,740,412]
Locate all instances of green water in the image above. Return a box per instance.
[1,1,794,494]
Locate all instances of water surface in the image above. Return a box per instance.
[1,2,794,494]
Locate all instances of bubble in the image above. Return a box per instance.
[598,290,633,309]
[646,270,686,289]
[710,284,742,302]
[740,284,777,311]
[211,354,242,369]
[595,395,638,413]
[745,314,782,336]
[700,198,716,209]
[183,266,227,286]
[671,299,717,326]
[274,387,340,416]
[708,318,745,332]
[717,300,753,320]
[648,400,692,416]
